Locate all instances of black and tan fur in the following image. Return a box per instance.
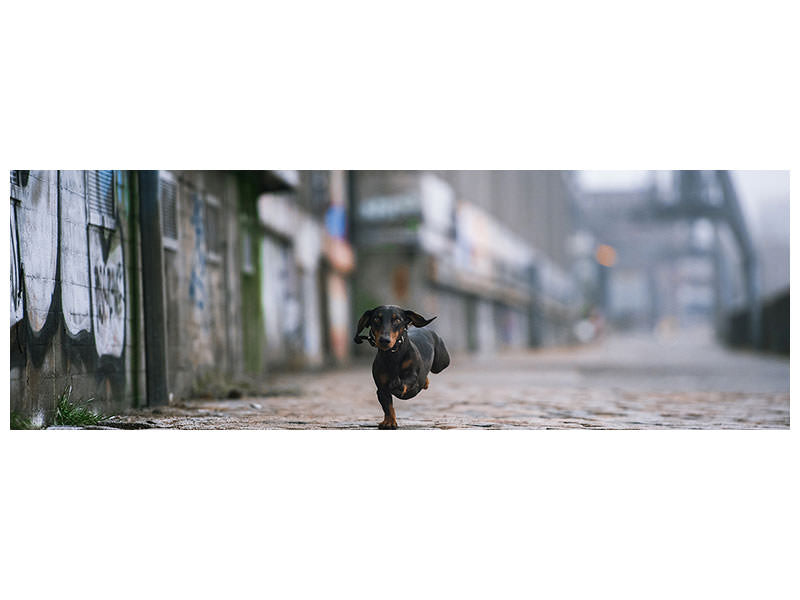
[354,305,450,429]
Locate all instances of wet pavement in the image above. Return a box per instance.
[97,327,789,430]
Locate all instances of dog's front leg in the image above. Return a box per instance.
[390,367,420,399]
[376,388,397,429]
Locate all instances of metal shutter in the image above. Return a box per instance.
[86,170,115,219]
[159,177,178,241]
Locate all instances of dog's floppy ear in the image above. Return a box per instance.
[353,309,373,344]
[404,309,436,328]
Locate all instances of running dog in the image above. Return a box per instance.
[354,305,450,429]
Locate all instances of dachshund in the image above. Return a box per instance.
[354,305,450,429]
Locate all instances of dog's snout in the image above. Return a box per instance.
[378,335,391,346]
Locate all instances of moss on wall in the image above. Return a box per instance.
[236,174,265,374]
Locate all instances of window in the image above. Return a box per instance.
[86,170,116,228]
[205,195,222,260]
[159,172,179,250]
[10,170,29,202]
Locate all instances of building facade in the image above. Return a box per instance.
[10,170,354,424]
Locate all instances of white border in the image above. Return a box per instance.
[2,2,797,600]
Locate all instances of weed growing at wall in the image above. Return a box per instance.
[53,386,106,427]
[10,411,37,430]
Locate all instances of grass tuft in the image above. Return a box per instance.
[10,411,35,430]
[53,385,106,427]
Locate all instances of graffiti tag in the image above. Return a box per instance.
[89,227,126,358]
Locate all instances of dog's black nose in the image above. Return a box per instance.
[378,336,391,347]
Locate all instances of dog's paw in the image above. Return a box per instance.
[378,420,398,430]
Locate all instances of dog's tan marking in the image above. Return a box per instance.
[401,358,413,369]
[423,377,429,390]
[378,404,397,429]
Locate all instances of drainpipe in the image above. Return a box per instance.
[138,171,169,406]
[128,172,142,407]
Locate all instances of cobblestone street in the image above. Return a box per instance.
[100,327,789,430]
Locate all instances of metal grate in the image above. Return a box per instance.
[86,170,115,219]
[205,199,222,256]
[159,177,178,241]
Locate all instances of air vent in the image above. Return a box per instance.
[159,177,178,242]
[87,170,115,219]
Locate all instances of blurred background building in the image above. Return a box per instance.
[350,171,582,354]
[9,170,789,423]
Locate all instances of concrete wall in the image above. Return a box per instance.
[160,171,243,399]
[10,170,145,424]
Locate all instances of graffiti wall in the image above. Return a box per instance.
[10,170,134,420]
[10,169,353,419]
[160,171,239,396]
[17,171,59,335]
[89,226,126,358]
[59,170,92,337]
